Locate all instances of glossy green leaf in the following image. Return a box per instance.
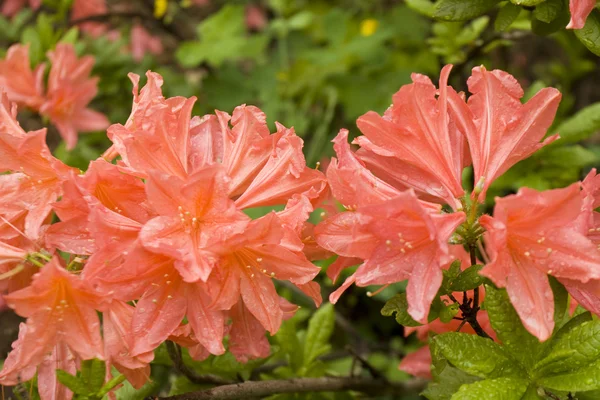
[56,370,88,395]
[537,358,600,391]
[575,10,600,56]
[484,285,543,369]
[434,0,499,21]
[534,319,600,377]
[449,265,485,292]
[533,0,563,23]
[381,293,422,327]
[495,2,521,31]
[433,332,524,378]
[451,377,530,400]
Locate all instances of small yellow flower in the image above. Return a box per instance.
[360,19,379,37]
[154,0,168,18]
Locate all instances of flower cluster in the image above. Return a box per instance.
[314,64,600,344]
[0,43,109,149]
[2,59,600,397]
[0,71,327,397]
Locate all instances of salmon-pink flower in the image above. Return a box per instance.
[480,184,600,341]
[355,65,467,209]
[559,169,600,315]
[245,5,268,31]
[108,72,327,206]
[140,165,248,283]
[40,44,109,150]
[46,159,152,255]
[1,0,41,17]
[206,212,320,334]
[130,23,164,61]
[0,44,45,110]
[122,252,226,357]
[0,93,76,239]
[567,0,596,29]
[447,66,561,200]
[316,190,465,323]
[102,300,152,389]
[0,258,103,390]
[229,301,271,362]
[70,0,108,37]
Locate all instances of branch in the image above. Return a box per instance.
[159,376,427,400]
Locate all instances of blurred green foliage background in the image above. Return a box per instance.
[2,0,600,397]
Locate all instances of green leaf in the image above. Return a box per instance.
[425,340,481,400]
[484,285,543,369]
[433,332,524,378]
[60,27,79,44]
[56,370,88,395]
[97,374,126,397]
[495,2,521,31]
[434,0,499,21]
[533,0,563,23]
[575,10,600,56]
[444,260,462,280]
[549,277,569,330]
[550,103,600,144]
[531,4,569,35]
[534,319,600,377]
[552,311,593,344]
[406,0,437,17]
[576,389,600,400]
[88,358,106,392]
[381,293,422,327]
[451,377,530,399]
[276,317,304,371]
[537,358,600,391]
[449,265,485,292]
[439,303,460,323]
[303,303,335,367]
[540,146,599,169]
[168,376,203,395]
[197,4,245,40]
[288,11,314,30]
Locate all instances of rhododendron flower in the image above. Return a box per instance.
[140,165,248,282]
[447,66,561,200]
[40,43,109,150]
[316,190,464,323]
[206,212,320,333]
[131,23,164,61]
[567,0,596,29]
[480,184,600,340]
[1,0,41,17]
[70,0,108,37]
[0,258,103,393]
[0,93,76,239]
[356,65,467,209]
[102,300,152,388]
[559,169,600,315]
[246,5,268,30]
[45,159,152,255]
[0,44,45,110]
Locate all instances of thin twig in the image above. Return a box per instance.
[345,346,387,381]
[159,376,427,400]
